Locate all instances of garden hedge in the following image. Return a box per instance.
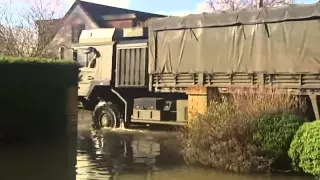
[0,56,79,143]
[253,113,305,156]
[288,120,320,178]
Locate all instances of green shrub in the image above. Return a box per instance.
[0,56,78,88]
[0,56,79,143]
[288,120,320,177]
[253,113,305,156]
[179,99,264,173]
[178,87,305,173]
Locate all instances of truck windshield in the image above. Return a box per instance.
[76,47,98,68]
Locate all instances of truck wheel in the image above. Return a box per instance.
[92,101,120,129]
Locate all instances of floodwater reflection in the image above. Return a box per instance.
[0,128,315,180]
[76,129,184,179]
[76,129,315,180]
[0,139,76,180]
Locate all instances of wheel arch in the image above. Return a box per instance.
[79,82,112,110]
[92,101,121,129]
[86,81,111,99]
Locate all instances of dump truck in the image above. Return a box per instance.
[73,2,320,129]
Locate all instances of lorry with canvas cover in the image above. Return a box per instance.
[73,2,320,129]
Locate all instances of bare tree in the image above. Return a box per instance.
[206,0,294,12]
[0,0,66,58]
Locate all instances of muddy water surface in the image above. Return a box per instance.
[75,129,314,180]
[0,110,315,180]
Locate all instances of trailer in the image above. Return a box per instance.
[74,2,320,129]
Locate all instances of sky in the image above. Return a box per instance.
[0,0,319,18]
[62,0,318,16]
[63,0,213,16]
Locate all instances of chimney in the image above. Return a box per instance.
[257,0,263,8]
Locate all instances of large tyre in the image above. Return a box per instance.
[92,101,120,129]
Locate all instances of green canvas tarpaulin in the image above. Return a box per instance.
[147,2,320,74]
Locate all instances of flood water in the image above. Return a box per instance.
[0,110,316,180]
[75,130,314,180]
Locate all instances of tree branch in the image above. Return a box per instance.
[0,0,66,58]
[206,0,294,12]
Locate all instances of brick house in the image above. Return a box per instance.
[45,0,165,60]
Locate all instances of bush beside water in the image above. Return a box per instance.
[0,56,79,143]
[253,113,305,157]
[178,88,307,173]
[288,120,320,178]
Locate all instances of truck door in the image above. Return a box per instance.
[77,47,99,97]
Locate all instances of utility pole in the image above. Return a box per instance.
[257,0,263,8]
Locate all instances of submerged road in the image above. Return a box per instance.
[0,109,315,180]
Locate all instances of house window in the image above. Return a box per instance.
[132,19,137,27]
[72,24,85,43]
[73,50,78,62]
[59,47,65,60]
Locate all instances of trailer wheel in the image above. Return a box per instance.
[92,101,120,129]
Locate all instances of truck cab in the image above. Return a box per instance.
[73,28,116,99]
[72,27,185,129]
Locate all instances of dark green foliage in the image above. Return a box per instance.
[178,88,305,174]
[253,113,305,156]
[0,56,79,88]
[288,120,320,178]
[0,56,79,143]
[0,56,75,64]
